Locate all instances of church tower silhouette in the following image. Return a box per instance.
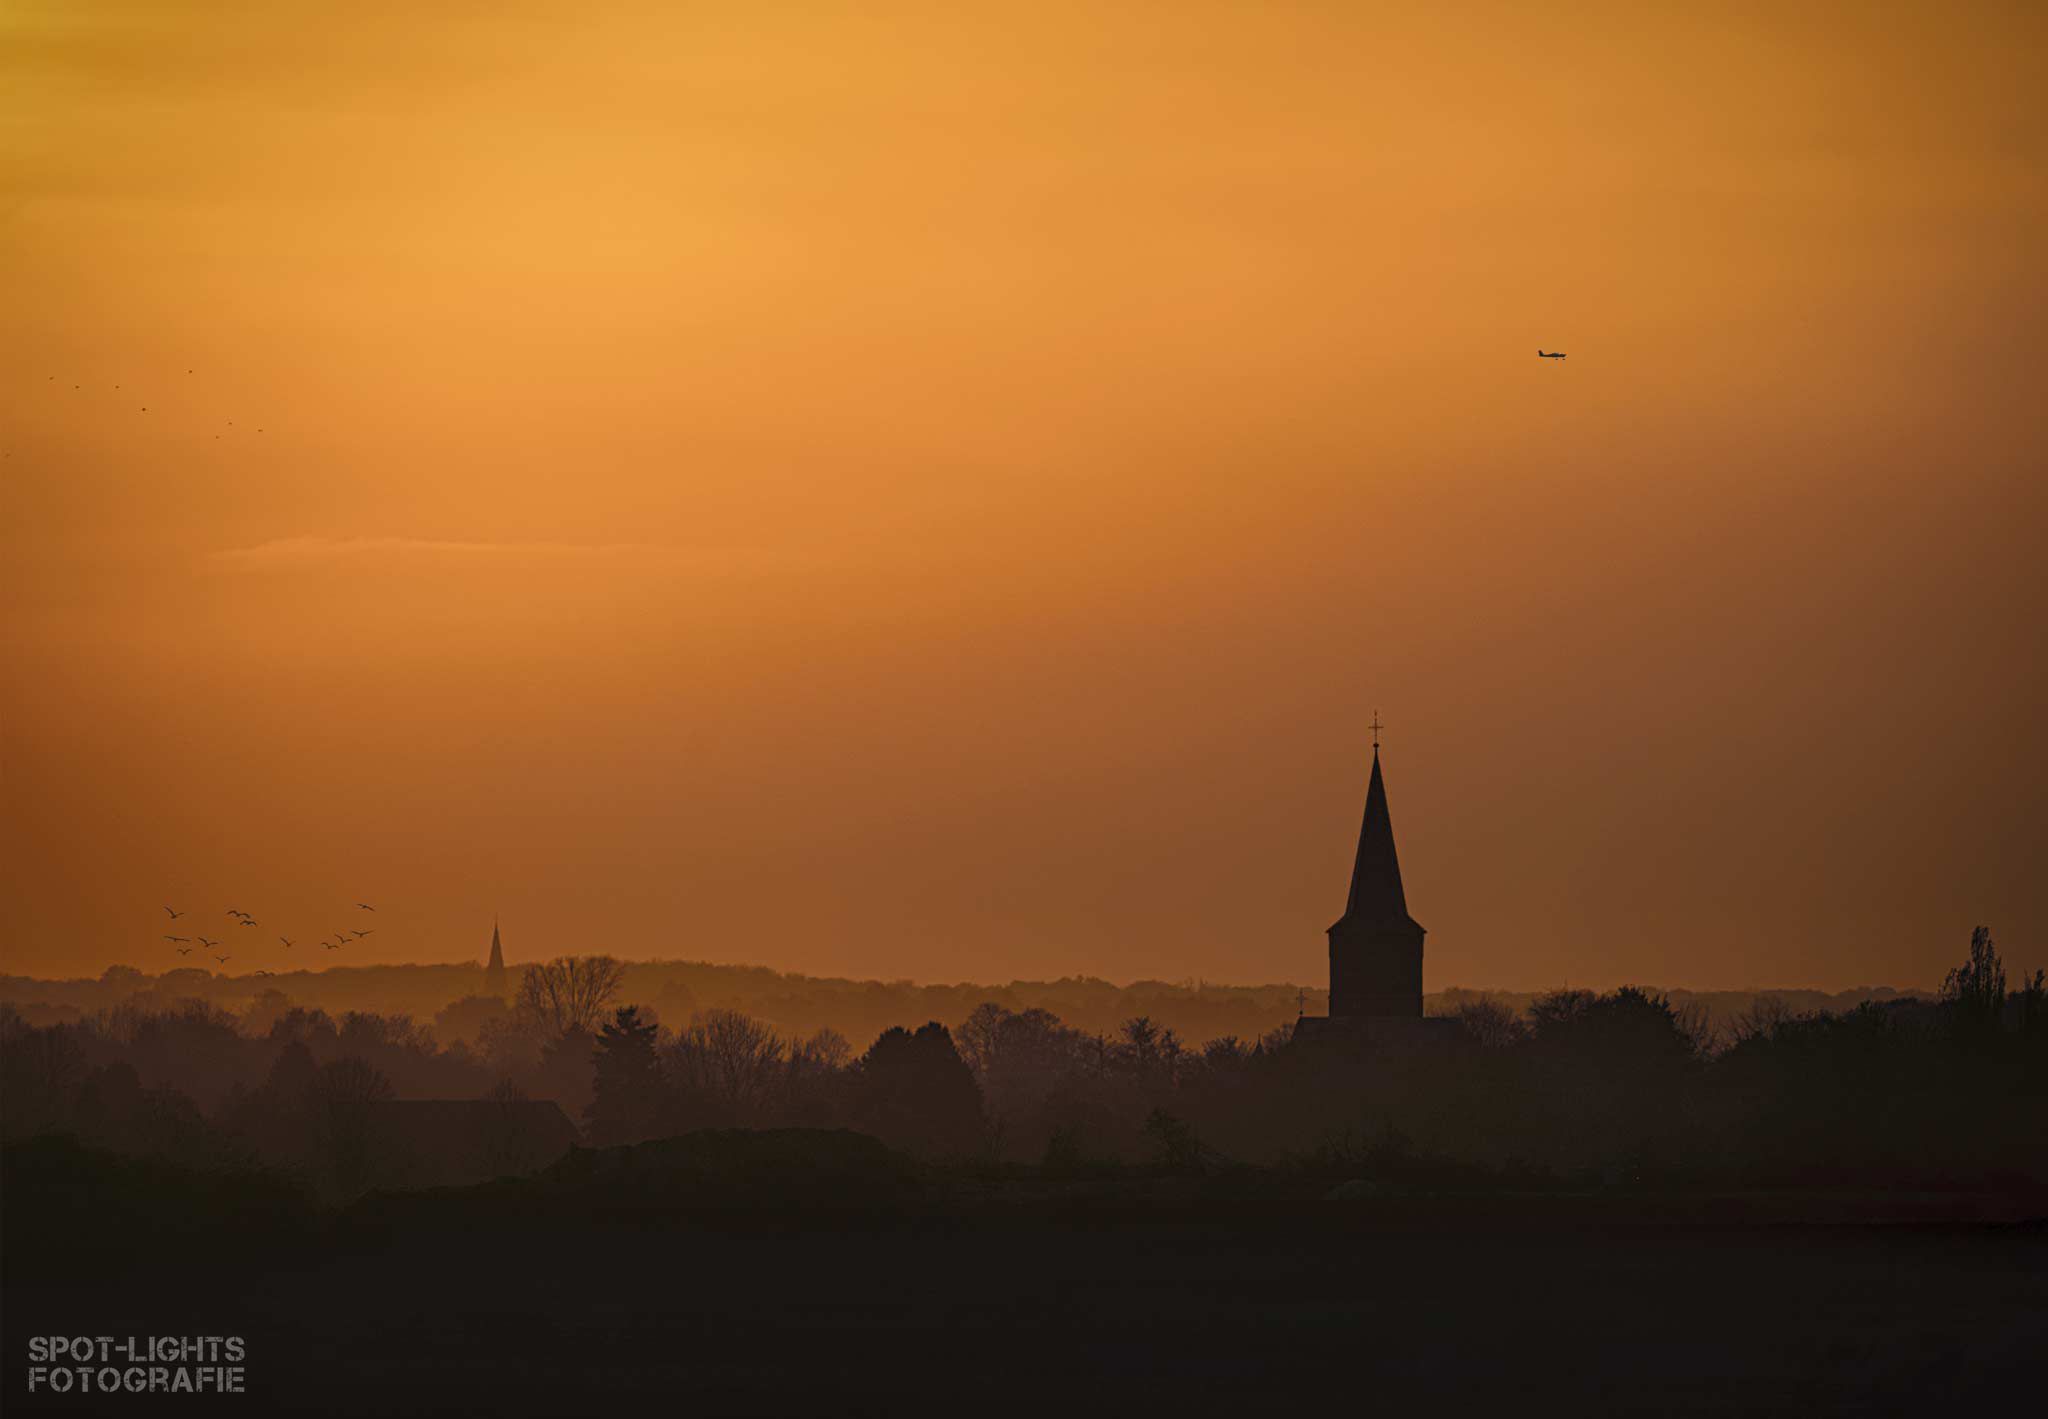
[485,916,507,997]
[1327,735,1426,1017]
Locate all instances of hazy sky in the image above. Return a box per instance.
[4,2,2042,989]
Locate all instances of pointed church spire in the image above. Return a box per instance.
[1338,745,1417,930]
[1323,723,1427,1020]
[485,914,506,994]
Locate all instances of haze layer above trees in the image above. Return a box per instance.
[1,959,1924,1050]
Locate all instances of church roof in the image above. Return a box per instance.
[1332,748,1424,934]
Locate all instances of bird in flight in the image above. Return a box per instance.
[213,954,230,965]
[1538,350,1567,360]
[196,935,221,949]
[164,906,184,920]
[164,935,190,943]
[227,909,250,920]
[238,917,258,927]
[354,928,375,939]
[324,941,342,950]
[280,936,295,948]
[175,946,192,956]
[356,902,376,912]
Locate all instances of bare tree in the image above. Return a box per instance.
[513,956,627,1038]
[1674,1000,1719,1057]
[790,1027,852,1073]
[1116,1016,1183,1089]
[956,1001,1007,1082]
[952,1004,1090,1162]
[309,1054,395,1195]
[1450,998,1528,1050]
[671,1009,784,1121]
[1729,994,1792,1047]
[1941,926,2007,1031]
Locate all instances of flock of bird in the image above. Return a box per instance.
[161,901,379,975]
[2,366,272,462]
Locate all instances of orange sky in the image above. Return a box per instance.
[3,1,2043,989]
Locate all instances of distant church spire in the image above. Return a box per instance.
[1341,745,1414,928]
[485,915,506,995]
[1326,723,1427,1018]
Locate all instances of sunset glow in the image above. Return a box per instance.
[4,1,2042,989]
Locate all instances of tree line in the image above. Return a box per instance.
[3,928,2041,1198]
[3,957,1929,1062]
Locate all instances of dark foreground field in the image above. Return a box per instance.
[5,1138,2044,1416]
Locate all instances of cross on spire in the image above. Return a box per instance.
[1369,710,1384,750]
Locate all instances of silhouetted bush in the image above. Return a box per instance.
[854,1022,984,1159]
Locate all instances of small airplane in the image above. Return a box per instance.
[1538,350,1567,360]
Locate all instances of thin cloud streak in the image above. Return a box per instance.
[212,536,767,571]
